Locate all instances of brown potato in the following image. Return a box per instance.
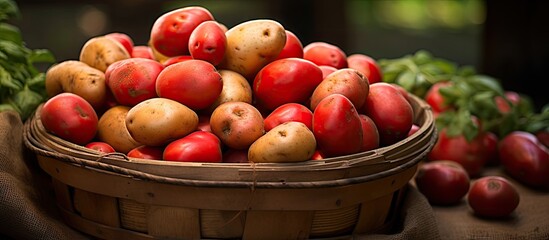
[219,19,286,80]
[248,121,316,163]
[206,70,253,113]
[309,68,369,110]
[97,106,141,153]
[209,101,264,150]
[125,98,198,146]
[79,36,130,72]
[45,60,107,109]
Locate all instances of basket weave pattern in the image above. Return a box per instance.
[24,94,436,239]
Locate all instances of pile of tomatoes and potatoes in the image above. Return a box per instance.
[37,6,548,219]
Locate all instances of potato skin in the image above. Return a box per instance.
[206,69,252,112]
[97,106,141,153]
[79,36,130,72]
[125,98,199,146]
[209,101,264,150]
[248,121,316,163]
[219,19,286,80]
[45,60,107,110]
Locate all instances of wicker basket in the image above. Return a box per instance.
[24,94,436,240]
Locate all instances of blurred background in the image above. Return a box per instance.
[12,0,549,110]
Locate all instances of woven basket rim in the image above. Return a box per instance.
[23,94,436,188]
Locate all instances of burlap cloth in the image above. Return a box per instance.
[0,110,547,240]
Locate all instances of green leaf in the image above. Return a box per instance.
[29,49,56,64]
[0,40,28,62]
[465,75,504,94]
[0,0,19,21]
[0,65,20,90]
[12,85,44,120]
[395,70,416,91]
[0,23,22,44]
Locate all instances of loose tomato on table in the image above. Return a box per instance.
[467,176,520,218]
[414,160,470,206]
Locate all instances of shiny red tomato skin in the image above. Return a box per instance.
[127,145,164,160]
[105,58,164,106]
[424,81,453,113]
[498,131,549,189]
[105,32,134,55]
[303,42,347,69]
[358,114,380,152]
[162,55,193,67]
[150,6,214,57]
[275,30,303,60]
[156,59,222,110]
[222,148,249,163]
[362,82,413,146]
[85,142,116,153]
[415,161,470,205]
[347,53,382,84]
[131,46,154,59]
[253,58,323,111]
[264,103,313,132]
[40,93,98,145]
[313,94,363,157]
[188,21,227,66]
[428,129,489,177]
[467,176,520,218]
[163,131,222,162]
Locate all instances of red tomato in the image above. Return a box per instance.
[536,130,549,148]
[319,65,338,79]
[313,94,363,157]
[156,59,222,110]
[85,142,116,153]
[467,176,520,218]
[428,129,490,177]
[311,150,325,160]
[407,124,420,137]
[498,131,549,189]
[347,53,382,84]
[414,161,470,205]
[163,131,222,162]
[358,114,380,151]
[105,32,134,55]
[424,81,454,113]
[275,30,304,60]
[162,55,193,67]
[188,21,227,66]
[40,93,98,145]
[253,58,323,111]
[105,58,164,106]
[362,83,413,146]
[131,45,154,59]
[303,42,347,69]
[483,131,500,166]
[495,91,521,114]
[222,148,249,163]
[264,103,313,132]
[197,114,212,132]
[127,145,164,160]
[149,6,214,57]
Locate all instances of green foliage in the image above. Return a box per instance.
[0,0,55,121]
[380,50,548,141]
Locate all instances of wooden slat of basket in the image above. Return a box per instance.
[36,153,417,211]
[73,189,120,228]
[242,210,313,240]
[58,206,154,240]
[119,199,148,233]
[52,178,73,212]
[310,205,359,237]
[147,206,200,239]
[200,209,245,238]
[353,193,394,234]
